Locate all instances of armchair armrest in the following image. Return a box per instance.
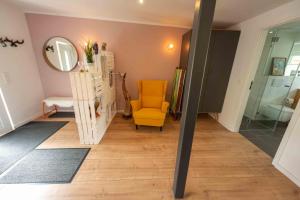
[131,100,141,112]
[161,101,170,113]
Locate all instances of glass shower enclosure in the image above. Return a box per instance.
[241,28,300,132]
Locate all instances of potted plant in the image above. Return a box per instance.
[84,40,95,71]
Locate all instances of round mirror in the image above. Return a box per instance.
[43,37,78,72]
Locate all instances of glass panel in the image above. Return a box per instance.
[241,28,300,131]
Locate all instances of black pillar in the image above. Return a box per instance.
[173,0,216,198]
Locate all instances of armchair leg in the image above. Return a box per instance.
[136,125,138,130]
[160,127,163,131]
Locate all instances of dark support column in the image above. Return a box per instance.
[173,0,216,198]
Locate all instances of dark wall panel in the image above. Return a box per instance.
[179,29,240,113]
[199,30,240,112]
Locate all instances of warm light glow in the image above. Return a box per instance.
[195,0,200,9]
[167,43,175,50]
[139,0,144,4]
[186,43,190,51]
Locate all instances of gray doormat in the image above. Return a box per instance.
[0,121,68,175]
[0,148,90,184]
[49,112,75,118]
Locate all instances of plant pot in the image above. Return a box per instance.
[86,63,96,72]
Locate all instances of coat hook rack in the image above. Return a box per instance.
[0,37,24,47]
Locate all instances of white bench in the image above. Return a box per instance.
[42,97,73,116]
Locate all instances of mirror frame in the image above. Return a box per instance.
[43,36,79,72]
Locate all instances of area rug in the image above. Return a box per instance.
[0,121,68,174]
[49,112,75,118]
[0,148,90,184]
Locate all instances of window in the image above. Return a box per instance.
[284,43,300,76]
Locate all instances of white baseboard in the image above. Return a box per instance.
[218,117,237,132]
[13,111,43,129]
[0,111,43,138]
[209,113,238,133]
[273,162,300,187]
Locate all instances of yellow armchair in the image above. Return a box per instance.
[131,80,169,131]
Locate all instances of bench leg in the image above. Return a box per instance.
[42,102,47,118]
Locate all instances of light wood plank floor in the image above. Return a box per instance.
[0,114,299,200]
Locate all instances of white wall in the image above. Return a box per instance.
[273,100,300,187]
[0,1,44,128]
[219,0,300,132]
[218,0,300,187]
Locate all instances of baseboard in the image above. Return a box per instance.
[273,162,300,187]
[0,111,43,138]
[13,111,43,129]
[208,113,218,120]
[217,117,237,132]
[0,129,13,137]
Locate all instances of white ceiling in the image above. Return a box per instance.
[9,0,293,28]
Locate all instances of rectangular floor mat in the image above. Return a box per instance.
[0,148,90,184]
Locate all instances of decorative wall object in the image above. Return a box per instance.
[93,42,99,55]
[101,42,107,51]
[0,37,24,47]
[271,57,287,76]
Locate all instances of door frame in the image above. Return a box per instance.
[0,87,14,136]
[273,96,300,186]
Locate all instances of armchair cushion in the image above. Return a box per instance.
[140,80,166,108]
[133,108,165,120]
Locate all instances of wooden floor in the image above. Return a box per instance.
[0,114,299,200]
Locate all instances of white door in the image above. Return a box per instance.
[275,101,300,186]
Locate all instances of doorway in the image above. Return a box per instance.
[240,21,300,157]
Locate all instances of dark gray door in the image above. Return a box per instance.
[198,30,240,113]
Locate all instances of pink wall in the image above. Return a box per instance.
[26,14,187,109]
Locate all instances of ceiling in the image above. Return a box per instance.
[9,0,293,28]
